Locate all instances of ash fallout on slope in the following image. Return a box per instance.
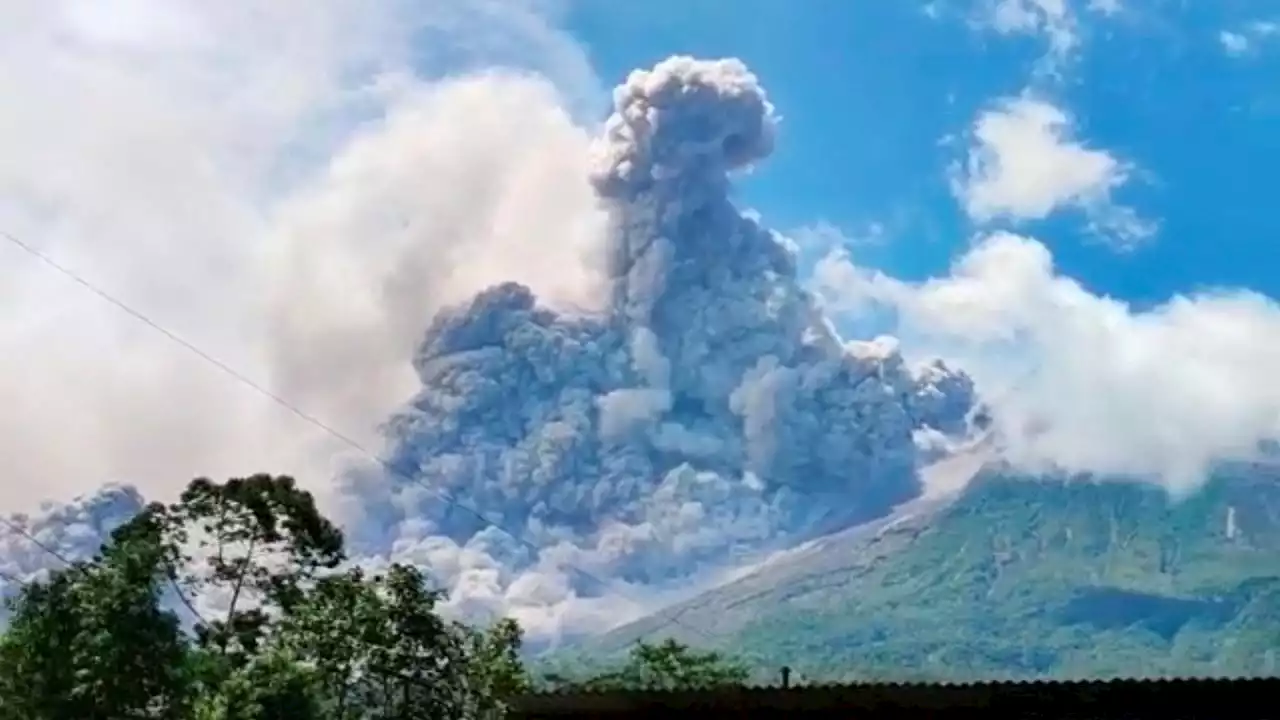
[336,57,981,634]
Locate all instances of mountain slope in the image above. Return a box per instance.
[0,56,982,643]
[574,462,1280,682]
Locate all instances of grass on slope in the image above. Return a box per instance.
[552,467,1280,683]
[730,469,1280,682]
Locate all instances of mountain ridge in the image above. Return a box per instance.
[560,457,1280,682]
[3,54,1277,678]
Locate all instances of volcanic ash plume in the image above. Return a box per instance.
[336,56,980,639]
[0,57,979,639]
[0,485,146,612]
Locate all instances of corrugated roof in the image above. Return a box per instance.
[525,674,1275,694]
[511,676,1280,716]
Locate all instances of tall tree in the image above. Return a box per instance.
[152,474,345,670]
[465,616,533,713]
[0,473,534,719]
[0,570,87,720]
[275,563,529,719]
[0,511,190,719]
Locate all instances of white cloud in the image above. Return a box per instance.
[0,0,603,513]
[1219,20,1280,57]
[986,0,1079,59]
[1256,20,1280,36]
[791,220,887,252]
[262,74,608,464]
[1219,31,1251,56]
[972,0,1124,74]
[811,231,1280,496]
[1086,0,1121,16]
[950,95,1154,247]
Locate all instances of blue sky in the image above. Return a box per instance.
[6,0,1280,636]
[566,0,1280,307]
[1,0,1273,511]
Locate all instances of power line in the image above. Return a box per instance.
[0,510,211,627]
[0,227,722,645]
[1,225,1042,648]
[0,515,80,594]
[0,517,77,570]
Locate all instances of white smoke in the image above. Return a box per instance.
[0,0,982,647]
[4,2,1272,645]
[812,230,1280,496]
[0,52,981,643]
[0,0,606,631]
[0,0,600,514]
[0,485,146,609]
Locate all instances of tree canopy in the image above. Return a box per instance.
[0,474,751,719]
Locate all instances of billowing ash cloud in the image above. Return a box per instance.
[333,57,979,639]
[0,485,145,608]
[0,57,978,640]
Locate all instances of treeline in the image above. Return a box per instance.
[0,474,750,719]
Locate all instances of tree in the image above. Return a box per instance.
[0,473,534,719]
[190,649,325,720]
[0,511,190,719]
[565,639,750,692]
[0,570,88,720]
[269,567,379,718]
[151,474,345,670]
[465,617,532,711]
[274,563,530,719]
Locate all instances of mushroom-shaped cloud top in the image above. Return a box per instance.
[590,56,778,198]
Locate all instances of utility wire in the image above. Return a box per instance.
[0,516,77,569]
[0,228,721,644]
[1,226,1043,647]
[0,498,212,626]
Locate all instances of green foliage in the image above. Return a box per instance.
[152,474,346,668]
[464,617,534,714]
[191,650,325,720]
[0,510,190,719]
[568,470,1280,683]
[0,474,532,719]
[11,464,1266,714]
[272,563,529,719]
[543,639,750,692]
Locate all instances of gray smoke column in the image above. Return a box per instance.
[0,57,979,640]
[337,56,980,639]
[591,56,775,197]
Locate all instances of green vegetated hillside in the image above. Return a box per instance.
[560,464,1280,683]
